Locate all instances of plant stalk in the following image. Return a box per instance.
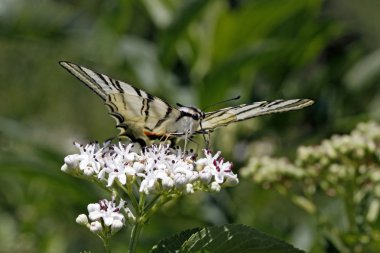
[128,221,143,253]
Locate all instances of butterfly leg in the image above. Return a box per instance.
[160,133,177,148]
[204,132,211,149]
[159,134,170,144]
[184,133,188,150]
[198,121,210,149]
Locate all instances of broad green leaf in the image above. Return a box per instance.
[151,224,304,253]
[151,227,202,253]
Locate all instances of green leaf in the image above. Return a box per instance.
[151,224,304,253]
[151,227,202,253]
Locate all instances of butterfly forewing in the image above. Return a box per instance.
[198,99,313,132]
[59,61,181,144]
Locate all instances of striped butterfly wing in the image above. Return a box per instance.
[198,99,313,133]
[59,61,181,145]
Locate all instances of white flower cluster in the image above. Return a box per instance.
[240,121,380,223]
[240,156,304,189]
[240,121,380,198]
[76,198,134,235]
[296,122,380,195]
[62,142,239,195]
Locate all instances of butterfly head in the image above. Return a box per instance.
[176,103,205,120]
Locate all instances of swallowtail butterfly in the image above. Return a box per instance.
[60,61,313,146]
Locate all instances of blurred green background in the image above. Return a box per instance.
[1,0,380,252]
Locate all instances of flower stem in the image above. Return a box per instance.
[102,237,112,253]
[128,221,143,253]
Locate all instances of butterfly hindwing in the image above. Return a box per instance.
[59,61,181,144]
[198,99,313,132]
[106,93,181,140]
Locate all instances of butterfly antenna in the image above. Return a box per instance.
[202,95,241,111]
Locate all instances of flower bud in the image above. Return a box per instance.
[76,214,89,226]
[89,221,103,233]
[111,220,124,234]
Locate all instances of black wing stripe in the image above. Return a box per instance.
[109,78,124,93]
[153,106,173,130]
[147,93,154,101]
[144,100,151,122]
[235,99,306,120]
[204,109,229,120]
[133,86,142,97]
[110,113,125,125]
[204,102,265,121]
[140,99,145,116]
[95,72,112,89]
[61,62,107,100]
[78,66,109,99]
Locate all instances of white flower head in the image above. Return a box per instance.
[88,198,126,226]
[62,142,239,198]
[98,156,136,187]
[78,197,129,235]
[77,142,105,176]
[62,142,106,177]
[196,149,238,188]
[112,143,137,162]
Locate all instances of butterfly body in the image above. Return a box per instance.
[60,61,313,146]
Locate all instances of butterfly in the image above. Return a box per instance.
[60,61,313,147]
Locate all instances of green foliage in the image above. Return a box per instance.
[151,224,304,253]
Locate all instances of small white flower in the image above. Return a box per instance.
[199,166,213,184]
[112,143,137,162]
[213,159,234,184]
[76,214,89,226]
[61,154,82,174]
[75,142,104,176]
[89,221,103,233]
[196,150,221,168]
[60,164,70,173]
[224,173,239,186]
[185,183,194,194]
[88,198,126,227]
[173,173,188,187]
[139,171,159,194]
[196,149,237,187]
[99,158,134,187]
[64,154,81,168]
[161,176,175,189]
[111,219,124,233]
[210,181,221,192]
[133,162,145,173]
